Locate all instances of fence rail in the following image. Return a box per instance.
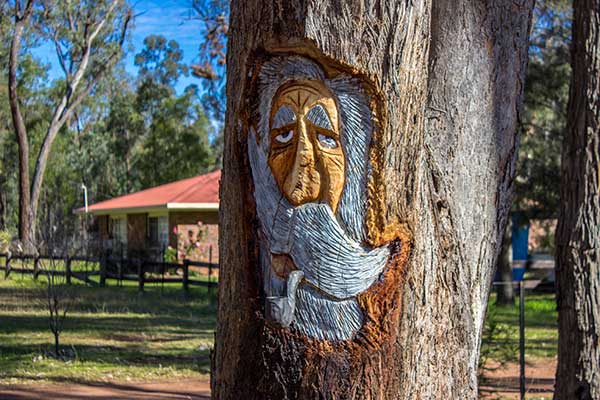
[0,252,218,293]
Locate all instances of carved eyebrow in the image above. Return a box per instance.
[306,104,333,130]
[272,105,296,129]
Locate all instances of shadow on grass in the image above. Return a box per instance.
[0,277,216,384]
[0,314,216,335]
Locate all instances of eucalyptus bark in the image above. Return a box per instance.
[555,0,600,398]
[8,0,34,244]
[214,1,533,399]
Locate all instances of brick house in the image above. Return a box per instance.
[76,170,220,262]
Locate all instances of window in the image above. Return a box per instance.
[148,216,169,247]
[148,217,159,244]
[110,217,127,245]
[158,217,169,246]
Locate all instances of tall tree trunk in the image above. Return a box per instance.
[555,0,600,398]
[213,1,533,399]
[8,3,34,245]
[0,177,6,231]
[496,220,515,306]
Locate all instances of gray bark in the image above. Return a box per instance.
[555,0,600,398]
[214,0,533,398]
[8,0,34,245]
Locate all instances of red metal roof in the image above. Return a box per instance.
[82,170,220,213]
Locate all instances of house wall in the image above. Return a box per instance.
[89,209,219,261]
[97,215,110,241]
[127,213,148,254]
[168,210,219,262]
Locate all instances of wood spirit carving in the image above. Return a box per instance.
[249,56,403,342]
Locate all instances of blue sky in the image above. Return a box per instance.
[31,0,203,94]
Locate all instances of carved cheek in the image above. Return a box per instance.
[317,149,345,213]
[268,143,296,196]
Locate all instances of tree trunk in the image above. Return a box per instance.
[54,332,60,358]
[496,220,515,306]
[213,1,533,399]
[555,0,600,398]
[8,10,33,245]
[0,177,6,231]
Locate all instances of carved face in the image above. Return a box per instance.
[268,80,345,213]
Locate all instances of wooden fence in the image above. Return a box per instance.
[0,252,218,293]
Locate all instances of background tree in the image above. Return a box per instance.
[213,0,533,398]
[495,0,571,306]
[555,0,600,397]
[8,0,132,245]
[136,86,213,188]
[190,0,228,122]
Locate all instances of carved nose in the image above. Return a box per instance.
[283,121,319,203]
[295,126,314,168]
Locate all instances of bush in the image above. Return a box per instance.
[0,230,12,253]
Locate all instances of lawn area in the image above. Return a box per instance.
[0,274,216,385]
[482,291,558,362]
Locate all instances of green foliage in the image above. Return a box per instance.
[137,90,214,188]
[191,0,228,121]
[134,35,189,88]
[164,246,178,263]
[0,22,217,237]
[516,0,570,222]
[0,230,13,252]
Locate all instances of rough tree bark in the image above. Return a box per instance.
[8,0,34,244]
[555,0,600,398]
[214,1,533,399]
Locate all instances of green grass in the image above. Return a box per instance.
[0,274,216,385]
[481,292,558,362]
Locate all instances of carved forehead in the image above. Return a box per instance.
[270,80,339,130]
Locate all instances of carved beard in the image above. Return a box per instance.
[251,56,387,341]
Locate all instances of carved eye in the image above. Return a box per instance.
[317,133,337,149]
[275,130,294,144]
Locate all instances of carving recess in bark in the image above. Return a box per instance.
[248,55,407,342]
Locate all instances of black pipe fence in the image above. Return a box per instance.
[0,252,218,294]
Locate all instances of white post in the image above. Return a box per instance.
[81,184,88,213]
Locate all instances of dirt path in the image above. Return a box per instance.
[0,379,211,400]
[0,359,555,400]
[479,358,556,399]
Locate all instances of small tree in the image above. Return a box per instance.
[42,252,73,358]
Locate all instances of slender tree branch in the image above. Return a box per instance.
[52,33,69,77]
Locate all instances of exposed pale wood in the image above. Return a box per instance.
[214,1,533,398]
[555,0,600,398]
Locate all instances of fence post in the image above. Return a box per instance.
[519,280,525,400]
[5,253,11,278]
[183,259,189,294]
[33,256,40,280]
[100,252,107,286]
[66,257,72,285]
[138,262,145,293]
[208,246,213,295]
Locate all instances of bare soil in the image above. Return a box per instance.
[0,379,210,400]
[0,358,555,399]
[479,358,557,399]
